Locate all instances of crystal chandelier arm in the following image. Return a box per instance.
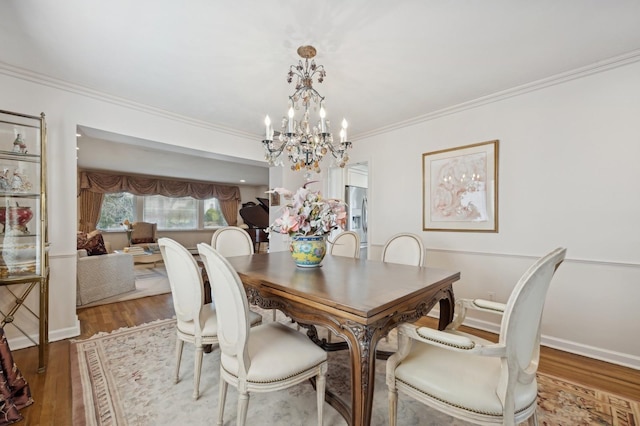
[263,45,352,173]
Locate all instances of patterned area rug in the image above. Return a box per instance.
[77,265,170,309]
[70,316,639,426]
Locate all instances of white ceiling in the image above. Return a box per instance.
[2,1,640,184]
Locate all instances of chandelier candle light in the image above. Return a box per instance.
[262,45,352,177]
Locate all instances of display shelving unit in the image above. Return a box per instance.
[0,109,48,373]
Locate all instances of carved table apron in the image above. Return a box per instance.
[226,251,460,426]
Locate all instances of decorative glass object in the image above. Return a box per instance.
[262,45,352,173]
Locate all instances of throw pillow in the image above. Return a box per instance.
[78,231,108,256]
[76,231,88,249]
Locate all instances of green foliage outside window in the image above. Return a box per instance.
[96,192,227,230]
[97,193,134,230]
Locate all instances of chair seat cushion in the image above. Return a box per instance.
[177,305,262,340]
[394,331,537,416]
[221,322,327,383]
[177,304,219,339]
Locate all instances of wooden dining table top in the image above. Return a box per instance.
[226,250,460,325]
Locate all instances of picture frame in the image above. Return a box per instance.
[269,190,280,207]
[422,140,499,232]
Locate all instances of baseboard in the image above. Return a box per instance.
[428,310,640,370]
[6,317,81,350]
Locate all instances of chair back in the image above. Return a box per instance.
[158,238,204,324]
[211,226,255,257]
[381,233,425,266]
[132,221,157,244]
[500,247,566,387]
[329,231,361,259]
[197,243,251,372]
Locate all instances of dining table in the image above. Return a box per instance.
[225,251,461,426]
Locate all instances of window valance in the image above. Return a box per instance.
[79,170,241,201]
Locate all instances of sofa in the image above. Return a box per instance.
[76,248,136,306]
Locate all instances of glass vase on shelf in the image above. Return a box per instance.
[126,230,132,247]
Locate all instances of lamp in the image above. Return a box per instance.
[262,45,351,176]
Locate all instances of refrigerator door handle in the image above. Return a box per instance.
[362,197,368,233]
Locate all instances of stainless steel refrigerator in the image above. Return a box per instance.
[345,185,368,249]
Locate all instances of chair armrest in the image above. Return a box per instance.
[447,298,507,330]
[397,323,505,357]
[472,298,506,313]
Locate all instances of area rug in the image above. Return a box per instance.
[70,316,640,426]
[77,265,171,309]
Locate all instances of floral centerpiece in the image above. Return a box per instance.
[269,182,346,267]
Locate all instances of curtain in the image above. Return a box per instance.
[219,199,239,226]
[79,171,241,201]
[77,189,104,233]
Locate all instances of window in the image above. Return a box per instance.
[97,192,135,231]
[97,193,228,231]
[144,195,198,230]
[203,198,228,228]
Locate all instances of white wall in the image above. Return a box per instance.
[0,71,264,348]
[2,58,639,369]
[348,60,640,368]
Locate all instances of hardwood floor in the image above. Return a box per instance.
[10,294,640,425]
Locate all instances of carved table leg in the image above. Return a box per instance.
[341,321,381,426]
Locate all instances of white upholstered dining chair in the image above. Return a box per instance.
[329,230,361,259]
[324,230,362,342]
[386,247,567,426]
[210,225,280,321]
[197,242,328,426]
[158,237,262,400]
[381,233,425,267]
[211,226,255,257]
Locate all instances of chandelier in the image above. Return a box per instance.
[262,45,351,175]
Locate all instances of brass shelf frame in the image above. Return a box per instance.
[0,109,48,373]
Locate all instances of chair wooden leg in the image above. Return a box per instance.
[527,409,538,425]
[316,370,326,426]
[193,345,203,400]
[237,391,250,426]
[389,387,398,426]
[174,339,184,383]
[217,375,227,426]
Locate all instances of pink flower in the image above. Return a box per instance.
[268,183,347,237]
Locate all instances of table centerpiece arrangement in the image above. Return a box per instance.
[268,182,346,267]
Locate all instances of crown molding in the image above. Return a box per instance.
[4,48,640,143]
[354,49,640,140]
[0,61,256,140]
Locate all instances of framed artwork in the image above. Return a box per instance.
[269,190,280,207]
[422,140,499,232]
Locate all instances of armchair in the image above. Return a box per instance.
[386,247,566,426]
[131,221,157,247]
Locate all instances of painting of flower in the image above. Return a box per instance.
[423,140,498,232]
